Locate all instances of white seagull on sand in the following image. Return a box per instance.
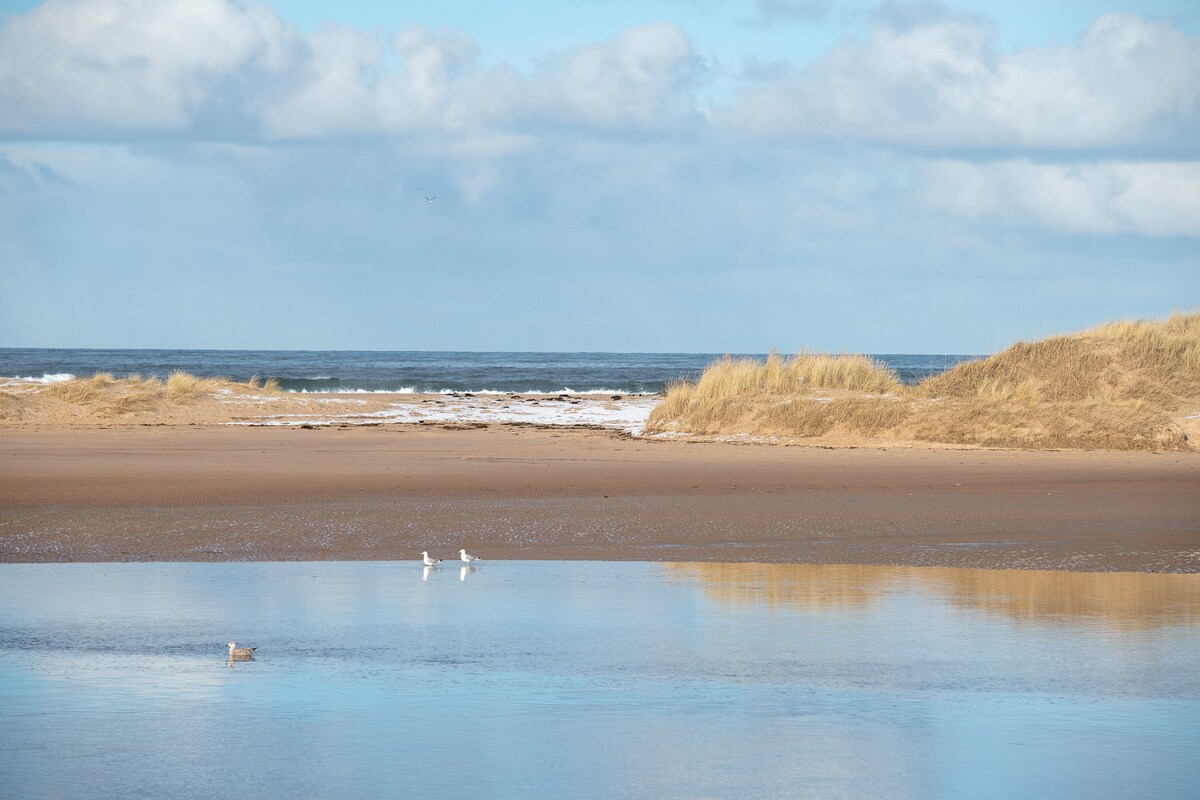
[422,551,442,566]
[459,548,480,564]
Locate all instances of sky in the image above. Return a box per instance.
[0,0,1197,353]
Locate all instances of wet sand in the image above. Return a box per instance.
[1,425,1198,571]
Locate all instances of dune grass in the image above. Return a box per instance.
[36,370,282,416]
[41,372,118,404]
[918,312,1200,405]
[646,312,1200,450]
[652,352,905,438]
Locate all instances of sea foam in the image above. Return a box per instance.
[284,387,656,396]
[0,373,76,388]
[18,373,75,384]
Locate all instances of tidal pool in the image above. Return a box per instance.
[1,561,1197,799]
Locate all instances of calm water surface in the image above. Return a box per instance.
[1,562,1197,799]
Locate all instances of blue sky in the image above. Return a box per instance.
[1,0,1197,353]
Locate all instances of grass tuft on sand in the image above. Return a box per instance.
[10,370,284,421]
[646,312,1200,450]
[651,352,903,439]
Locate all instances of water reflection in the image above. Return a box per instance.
[422,565,435,582]
[460,565,478,582]
[666,563,1200,629]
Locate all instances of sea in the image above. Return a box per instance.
[0,349,978,394]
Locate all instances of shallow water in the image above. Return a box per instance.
[1,562,1197,799]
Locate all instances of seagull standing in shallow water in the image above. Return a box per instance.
[422,551,442,566]
[459,548,480,564]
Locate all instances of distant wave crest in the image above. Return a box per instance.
[292,387,416,394]
[8,373,76,384]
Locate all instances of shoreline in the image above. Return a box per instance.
[0,386,661,434]
[2,424,1197,572]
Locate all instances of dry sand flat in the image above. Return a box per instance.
[1,424,1197,571]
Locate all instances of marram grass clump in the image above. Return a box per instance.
[645,313,1200,451]
[649,352,903,438]
[36,370,282,416]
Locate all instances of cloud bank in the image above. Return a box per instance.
[0,0,707,140]
[2,0,1196,153]
[731,8,1199,154]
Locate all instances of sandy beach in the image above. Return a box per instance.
[2,420,1197,571]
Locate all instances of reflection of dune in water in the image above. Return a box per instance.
[665,563,1200,629]
[915,568,1200,629]
[665,563,892,611]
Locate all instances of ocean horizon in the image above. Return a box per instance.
[0,348,980,395]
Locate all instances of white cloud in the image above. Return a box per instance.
[377,24,491,136]
[0,0,703,140]
[921,159,1200,237]
[2,0,1196,155]
[729,10,1200,153]
[522,23,704,132]
[258,25,383,139]
[0,0,304,137]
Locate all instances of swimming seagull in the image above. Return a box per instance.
[422,551,442,566]
[227,641,256,659]
[424,196,437,203]
[459,548,480,564]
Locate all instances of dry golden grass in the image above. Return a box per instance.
[10,370,284,420]
[650,352,902,437]
[43,372,116,404]
[165,370,229,399]
[647,312,1200,450]
[919,312,1200,405]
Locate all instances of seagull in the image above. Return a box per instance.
[422,551,442,566]
[459,548,480,564]
[424,195,437,203]
[227,641,256,659]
